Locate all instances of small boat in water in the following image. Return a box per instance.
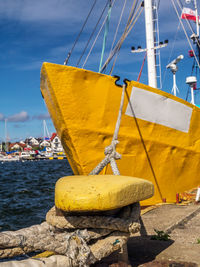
[40,0,200,205]
[19,151,31,160]
[0,154,19,161]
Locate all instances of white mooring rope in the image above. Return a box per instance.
[89,83,126,175]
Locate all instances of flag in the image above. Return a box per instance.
[181,7,198,22]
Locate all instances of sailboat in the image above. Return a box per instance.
[0,119,20,161]
[40,0,200,205]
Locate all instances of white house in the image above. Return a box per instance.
[50,133,64,152]
[11,143,20,150]
[29,137,39,146]
[40,140,51,148]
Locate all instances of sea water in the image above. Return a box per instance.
[0,159,73,232]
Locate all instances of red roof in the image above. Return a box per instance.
[50,132,57,141]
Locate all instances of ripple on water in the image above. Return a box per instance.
[0,159,73,231]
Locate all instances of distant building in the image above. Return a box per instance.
[50,133,64,152]
[40,140,51,148]
[24,145,32,151]
[29,137,39,146]
[10,143,20,150]
[10,142,26,151]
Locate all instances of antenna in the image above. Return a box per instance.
[186,76,197,105]
[166,55,184,96]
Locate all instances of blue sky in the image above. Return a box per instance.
[0,0,199,142]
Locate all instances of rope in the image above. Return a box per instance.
[162,21,181,88]
[101,1,144,73]
[177,0,200,52]
[124,89,164,202]
[82,13,108,69]
[102,0,138,73]
[99,0,113,72]
[76,0,110,67]
[137,52,147,82]
[82,0,117,69]
[64,0,97,65]
[89,83,126,175]
[171,0,200,69]
[0,203,140,266]
[46,204,140,233]
[109,4,143,75]
[102,0,127,74]
[109,0,127,56]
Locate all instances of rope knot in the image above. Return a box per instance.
[89,84,126,176]
[104,140,121,161]
[104,140,118,155]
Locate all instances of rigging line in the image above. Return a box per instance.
[124,89,164,202]
[177,0,200,51]
[157,0,160,10]
[103,0,127,74]
[110,0,137,49]
[124,4,143,37]
[122,0,140,37]
[126,0,138,27]
[63,0,97,65]
[82,0,117,69]
[162,21,181,88]
[107,0,137,61]
[137,52,147,81]
[104,3,143,74]
[107,5,143,74]
[101,1,143,73]
[76,0,110,67]
[82,0,117,68]
[99,0,113,72]
[109,6,143,74]
[109,0,127,59]
[171,0,200,69]
[118,0,138,43]
[178,0,200,50]
[81,9,109,68]
[109,5,143,74]
[108,6,142,75]
[176,0,199,45]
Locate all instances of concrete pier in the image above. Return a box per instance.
[128,203,200,266]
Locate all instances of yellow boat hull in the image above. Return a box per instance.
[40,62,200,205]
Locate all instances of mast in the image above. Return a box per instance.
[144,0,157,88]
[4,119,8,152]
[43,120,45,141]
[194,0,199,38]
[43,120,50,140]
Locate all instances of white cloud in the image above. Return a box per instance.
[7,111,29,122]
[33,113,51,120]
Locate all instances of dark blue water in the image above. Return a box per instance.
[0,159,73,232]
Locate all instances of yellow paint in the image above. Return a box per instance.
[57,156,64,160]
[55,175,154,212]
[40,63,200,205]
[32,251,55,259]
